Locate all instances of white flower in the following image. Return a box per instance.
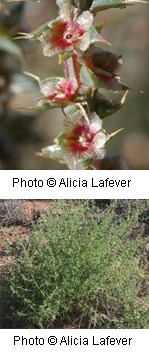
[38,109,107,170]
[62,110,107,169]
[39,5,93,57]
[40,77,78,103]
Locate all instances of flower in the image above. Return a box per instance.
[17,4,107,58]
[40,77,78,103]
[38,107,107,169]
[39,5,93,57]
[62,110,107,169]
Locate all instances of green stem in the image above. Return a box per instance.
[64,54,80,84]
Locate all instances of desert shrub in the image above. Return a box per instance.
[0,200,25,226]
[1,200,149,328]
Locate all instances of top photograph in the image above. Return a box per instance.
[0,0,148,170]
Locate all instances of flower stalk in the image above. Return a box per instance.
[71,54,80,84]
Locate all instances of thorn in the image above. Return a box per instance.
[107,128,124,141]
[13,32,32,40]
[16,106,36,111]
[99,35,111,46]
[36,152,43,157]
[125,0,148,4]
[120,90,129,105]
[24,71,40,84]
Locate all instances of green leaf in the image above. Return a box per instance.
[91,0,125,12]
[90,0,148,13]
[80,64,131,91]
[89,26,110,46]
[40,76,62,89]
[80,65,100,88]
[82,46,132,90]
[92,155,128,169]
[55,131,67,145]
[88,90,129,118]
[15,21,50,41]
[83,45,123,74]
[73,0,93,10]
[32,22,50,39]
[89,26,101,44]
[56,0,73,6]
[63,104,81,118]
[36,99,68,110]
[6,0,39,2]
[58,51,74,63]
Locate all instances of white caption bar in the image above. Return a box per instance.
[0,170,148,199]
[0,329,148,357]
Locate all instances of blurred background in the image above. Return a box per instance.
[0,0,149,169]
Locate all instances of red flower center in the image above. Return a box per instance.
[66,124,96,153]
[47,79,77,102]
[65,33,73,40]
[51,20,84,50]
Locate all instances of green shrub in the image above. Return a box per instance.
[1,200,149,328]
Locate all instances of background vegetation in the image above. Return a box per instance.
[1,200,149,328]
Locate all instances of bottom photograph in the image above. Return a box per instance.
[0,199,149,329]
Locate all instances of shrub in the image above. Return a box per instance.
[0,199,25,226]
[1,200,149,328]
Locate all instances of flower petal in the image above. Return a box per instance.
[58,3,73,22]
[76,32,91,52]
[76,11,93,31]
[40,77,60,96]
[42,43,61,57]
[64,109,84,132]
[90,112,103,131]
[94,131,107,149]
[94,146,106,159]
[63,152,86,170]
[63,152,79,169]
